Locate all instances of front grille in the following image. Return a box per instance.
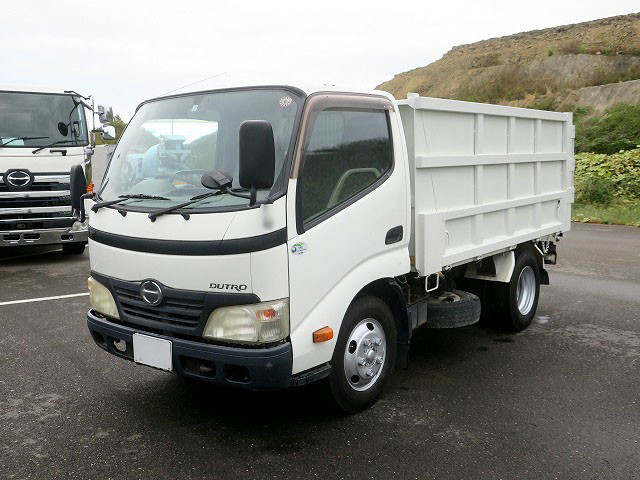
[113,282,206,331]
[92,272,261,340]
[0,181,68,193]
[0,172,72,224]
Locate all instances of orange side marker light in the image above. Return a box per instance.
[86,182,94,193]
[313,326,333,343]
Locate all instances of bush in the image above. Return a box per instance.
[530,96,556,111]
[559,40,585,55]
[574,148,640,205]
[575,104,640,154]
[575,176,614,205]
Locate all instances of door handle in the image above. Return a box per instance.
[385,225,403,245]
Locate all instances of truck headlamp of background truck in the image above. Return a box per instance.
[0,85,115,252]
[75,84,573,413]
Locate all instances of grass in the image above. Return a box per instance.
[572,202,640,227]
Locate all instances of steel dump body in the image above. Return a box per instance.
[397,95,574,276]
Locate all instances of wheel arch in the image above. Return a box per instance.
[516,242,549,285]
[353,278,411,367]
[464,242,549,286]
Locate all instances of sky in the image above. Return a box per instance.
[1,1,637,120]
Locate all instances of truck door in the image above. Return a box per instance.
[286,94,408,374]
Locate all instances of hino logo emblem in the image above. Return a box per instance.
[4,170,33,189]
[140,280,164,306]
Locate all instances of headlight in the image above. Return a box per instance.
[71,220,88,232]
[88,276,120,319]
[202,298,289,344]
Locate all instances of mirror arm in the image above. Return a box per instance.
[76,193,93,223]
[222,186,271,207]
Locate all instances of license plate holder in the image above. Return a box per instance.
[133,333,173,372]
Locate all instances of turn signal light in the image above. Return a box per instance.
[87,182,94,193]
[313,326,333,343]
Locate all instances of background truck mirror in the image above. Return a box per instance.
[101,125,116,141]
[238,120,275,189]
[57,121,69,137]
[97,105,114,124]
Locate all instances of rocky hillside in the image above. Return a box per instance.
[377,13,640,112]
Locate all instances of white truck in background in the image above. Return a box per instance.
[74,83,573,412]
[0,85,114,253]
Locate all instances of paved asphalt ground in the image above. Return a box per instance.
[1,147,639,479]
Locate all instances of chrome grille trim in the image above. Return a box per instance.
[0,206,73,214]
[0,190,70,198]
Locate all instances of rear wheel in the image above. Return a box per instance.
[324,296,397,413]
[492,250,540,331]
[62,242,86,255]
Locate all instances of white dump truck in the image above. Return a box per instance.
[75,84,573,412]
[0,85,114,252]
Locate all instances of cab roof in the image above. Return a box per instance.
[0,84,78,95]
[152,74,395,104]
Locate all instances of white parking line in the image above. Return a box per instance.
[0,292,89,306]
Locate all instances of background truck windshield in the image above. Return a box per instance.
[99,89,301,211]
[0,92,88,147]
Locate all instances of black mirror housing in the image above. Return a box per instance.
[70,164,87,220]
[238,120,275,190]
[201,170,233,190]
[57,121,69,137]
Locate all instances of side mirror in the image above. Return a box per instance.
[70,164,87,222]
[101,125,116,141]
[57,122,69,137]
[97,105,114,124]
[238,120,275,190]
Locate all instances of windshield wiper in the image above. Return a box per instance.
[148,191,225,222]
[0,136,49,147]
[32,140,77,154]
[91,194,171,212]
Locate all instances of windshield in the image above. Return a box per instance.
[99,88,302,211]
[0,92,88,147]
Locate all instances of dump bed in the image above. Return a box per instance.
[397,94,574,276]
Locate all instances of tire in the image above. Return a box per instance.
[425,290,481,328]
[456,278,494,325]
[62,242,86,255]
[323,296,397,413]
[492,249,540,331]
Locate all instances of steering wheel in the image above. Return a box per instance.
[120,160,133,185]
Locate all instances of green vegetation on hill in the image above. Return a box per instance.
[572,148,640,226]
[575,104,640,153]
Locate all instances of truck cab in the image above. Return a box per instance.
[82,83,572,412]
[0,85,111,252]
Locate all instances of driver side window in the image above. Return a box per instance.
[298,107,392,227]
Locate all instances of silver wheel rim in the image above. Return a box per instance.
[343,318,386,392]
[516,266,536,315]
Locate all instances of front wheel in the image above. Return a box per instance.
[324,296,397,413]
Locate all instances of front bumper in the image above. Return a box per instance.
[1,226,88,247]
[87,310,293,390]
